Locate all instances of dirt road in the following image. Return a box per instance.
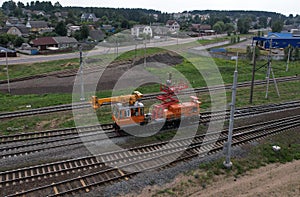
[193,160,300,197]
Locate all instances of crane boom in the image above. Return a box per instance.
[91,91,143,109]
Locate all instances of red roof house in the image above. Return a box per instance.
[31,37,57,51]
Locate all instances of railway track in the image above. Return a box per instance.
[1,114,300,197]
[0,100,299,158]
[0,76,298,120]
[0,100,299,159]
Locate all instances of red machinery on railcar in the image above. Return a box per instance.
[91,77,201,131]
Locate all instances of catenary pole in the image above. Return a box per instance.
[224,53,238,169]
[79,45,85,101]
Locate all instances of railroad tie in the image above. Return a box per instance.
[36,168,42,180]
[52,183,59,195]
[118,169,129,181]
[57,164,63,175]
[31,169,35,181]
[48,166,53,177]
[79,160,85,170]
[64,163,70,174]
[79,177,90,192]
[42,167,47,178]
[53,165,59,177]
[18,171,23,184]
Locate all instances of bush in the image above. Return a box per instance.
[293,47,299,60]
[246,46,260,60]
[283,46,293,61]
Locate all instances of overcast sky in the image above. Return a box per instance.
[7,0,300,16]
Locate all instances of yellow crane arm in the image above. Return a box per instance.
[91,91,143,109]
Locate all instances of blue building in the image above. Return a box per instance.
[252,32,300,49]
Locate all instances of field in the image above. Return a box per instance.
[0,51,299,112]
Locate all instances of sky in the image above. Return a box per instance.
[3,0,299,16]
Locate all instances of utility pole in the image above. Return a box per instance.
[286,46,291,72]
[115,39,119,58]
[224,53,238,169]
[249,46,256,104]
[144,40,147,67]
[265,39,280,99]
[79,45,85,101]
[265,40,272,99]
[176,30,179,49]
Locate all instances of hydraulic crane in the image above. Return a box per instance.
[91,91,143,109]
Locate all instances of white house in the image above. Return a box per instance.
[131,25,153,38]
[166,20,180,32]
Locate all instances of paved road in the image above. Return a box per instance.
[0,34,228,65]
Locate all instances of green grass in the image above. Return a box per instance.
[115,47,167,61]
[199,129,300,178]
[0,92,73,112]
[0,112,74,135]
[0,34,246,81]
[1,55,299,113]
[0,48,166,81]
[0,58,79,80]
[197,35,231,45]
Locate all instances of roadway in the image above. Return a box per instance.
[0,34,228,65]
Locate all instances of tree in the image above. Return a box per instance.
[121,19,129,29]
[225,23,235,34]
[0,34,10,46]
[55,21,67,36]
[237,18,250,34]
[80,24,89,40]
[284,45,293,61]
[271,20,283,32]
[213,21,225,33]
[2,0,16,10]
[293,47,299,60]
[17,1,25,8]
[54,1,62,8]
[14,36,25,47]
[258,16,267,28]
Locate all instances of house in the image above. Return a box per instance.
[22,9,32,17]
[173,12,191,20]
[7,25,30,37]
[81,13,99,22]
[67,25,81,36]
[101,25,115,33]
[54,12,68,18]
[190,24,212,32]
[189,24,215,36]
[26,20,51,33]
[192,14,210,21]
[5,17,25,27]
[53,37,78,49]
[33,10,46,16]
[31,37,57,51]
[31,36,78,51]
[166,20,180,32]
[89,29,105,41]
[17,43,38,55]
[131,25,153,38]
[152,25,169,36]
